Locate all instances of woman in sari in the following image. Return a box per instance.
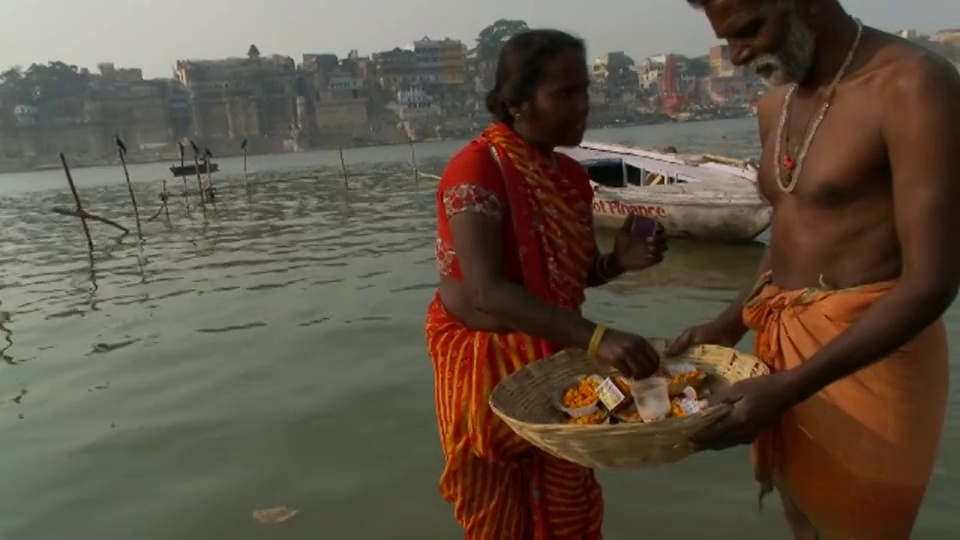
[425,29,668,539]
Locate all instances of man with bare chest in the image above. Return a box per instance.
[668,0,960,538]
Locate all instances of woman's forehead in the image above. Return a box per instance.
[542,51,587,82]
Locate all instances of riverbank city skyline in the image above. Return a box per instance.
[0,0,954,78]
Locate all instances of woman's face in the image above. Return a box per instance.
[520,49,590,148]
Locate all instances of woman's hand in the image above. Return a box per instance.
[596,329,660,379]
[612,214,667,272]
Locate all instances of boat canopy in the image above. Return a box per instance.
[560,141,753,186]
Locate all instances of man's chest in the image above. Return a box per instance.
[757,99,889,209]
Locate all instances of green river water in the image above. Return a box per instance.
[0,118,955,538]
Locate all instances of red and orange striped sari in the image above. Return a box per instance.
[425,122,602,539]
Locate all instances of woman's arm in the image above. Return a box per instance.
[449,211,596,348]
[586,246,624,287]
[561,155,626,288]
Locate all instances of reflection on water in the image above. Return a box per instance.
[0,120,955,539]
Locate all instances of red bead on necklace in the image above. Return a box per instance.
[782,155,796,171]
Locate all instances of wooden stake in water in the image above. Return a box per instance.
[59,153,94,253]
[407,134,420,188]
[115,135,143,240]
[178,141,189,211]
[189,140,205,208]
[203,147,215,202]
[338,145,348,190]
[162,179,170,221]
[241,138,249,191]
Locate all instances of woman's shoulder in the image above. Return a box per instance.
[554,151,588,174]
[444,139,498,173]
[439,140,504,192]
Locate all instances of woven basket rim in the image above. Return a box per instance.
[486,340,769,467]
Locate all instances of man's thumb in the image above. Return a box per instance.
[666,332,689,356]
[621,213,636,232]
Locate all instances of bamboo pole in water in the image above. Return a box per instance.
[59,153,94,252]
[116,136,143,240]
[190,140,205,208]
[162,179,170,221]
[147,180,171,223]
[178,141,189,211]
[52,206,129,233]
[241,138,249,191]
[338,146,348,190]
[203,148,215,202]
[407,134,420,188]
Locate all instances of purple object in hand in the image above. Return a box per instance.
[631,216,659,237]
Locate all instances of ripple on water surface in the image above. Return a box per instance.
[0,122,958,538]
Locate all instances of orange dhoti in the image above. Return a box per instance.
[743,275,949,539]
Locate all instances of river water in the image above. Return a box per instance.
[0,118,955,539]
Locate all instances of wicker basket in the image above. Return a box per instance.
[488,338,769,468]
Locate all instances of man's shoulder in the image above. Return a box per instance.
[870,34,959,100]
[754,88,788,141]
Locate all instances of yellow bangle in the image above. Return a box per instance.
[587,324,606,358]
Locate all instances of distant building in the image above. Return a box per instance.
[708,45,736,76]
[12,105,38,126]
[592,51,639,102]
[297,53,371,141]
[97,63,144,83]
[897,29,924,40]
[373,48,417,92]
[173,52,298,140]
[705,75,747,103]
[638,55,692,93]
[410,37,441,85]
[932,28,960,46]
[439,39,467,85]
[393,88,439,120]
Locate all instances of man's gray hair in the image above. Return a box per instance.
[686,0,794,8]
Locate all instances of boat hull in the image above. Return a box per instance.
[591,187,771,243]
[170,162,218,176]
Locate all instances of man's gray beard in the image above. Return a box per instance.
[749,13,816,87]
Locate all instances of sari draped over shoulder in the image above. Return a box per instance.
[425,122,601,539]
[743,272,949,539]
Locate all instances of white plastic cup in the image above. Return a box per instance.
[628,377,671,421]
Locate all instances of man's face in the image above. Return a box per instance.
[703,0,816,87]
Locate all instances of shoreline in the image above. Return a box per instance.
[0,114,753,176]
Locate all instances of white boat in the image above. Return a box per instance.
[559,141,771,243]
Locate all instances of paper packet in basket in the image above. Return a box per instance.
[678,386,708,414]
[596,377,626,411]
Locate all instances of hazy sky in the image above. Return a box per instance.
[0,0,952,78]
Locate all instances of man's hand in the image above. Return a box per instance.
[690,371,796,451]
[666,316,745,356]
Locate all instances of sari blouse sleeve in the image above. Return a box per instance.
[435,142,509,279]
[437,141,508,221]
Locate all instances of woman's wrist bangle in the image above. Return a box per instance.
[587,324,606,358]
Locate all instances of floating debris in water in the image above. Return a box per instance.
[252,506,297,524]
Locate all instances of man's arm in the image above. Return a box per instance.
[786,56,960,404]
[712,248,772,336]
